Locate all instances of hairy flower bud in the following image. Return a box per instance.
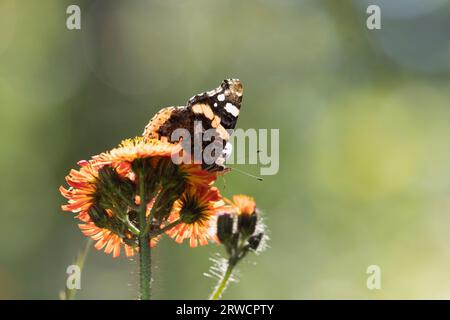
[248,232,264,251]
[216,195,267,268]
[217,214,234,244]
[237,211,257,238]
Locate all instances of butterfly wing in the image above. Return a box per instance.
[143,106,190,142]
[187,79,243,170]
[187,79,243,131]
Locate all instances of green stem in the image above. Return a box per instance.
[142,189,162,236]
[107,194,139,236]
[209,261,236,300]
[138,171,152,300]
[63,238,93,300]
[121,215,140,236]
[138,231,151,300]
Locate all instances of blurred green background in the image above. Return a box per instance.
[1,0,450,299]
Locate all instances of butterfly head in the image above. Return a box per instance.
[221,78,243,103]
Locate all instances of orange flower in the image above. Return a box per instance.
[60,161,99,222]
[165,186,225,247]
[60,162,137,258]
[92,137,180,167]
[93,137,217,188]
[60,137,222,257]
[225,194,256,216]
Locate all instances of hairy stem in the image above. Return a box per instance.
[138,232,151,300]
[209,261,236,300]
[138,171,151,300]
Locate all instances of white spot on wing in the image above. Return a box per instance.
[217,94,225,101]
[224,103,239,117]
[223,142,233,159]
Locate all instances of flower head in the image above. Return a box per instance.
[93,137,217,188]
[165,186,225,247]
[217,194,265,255]
[60,137,224,257]
[93,137,180,167]
[226,195,256,216]
[60,161,136,257]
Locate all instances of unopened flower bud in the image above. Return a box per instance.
[238,211,257,238]
[248,232,263,251]
[217,214,234,244]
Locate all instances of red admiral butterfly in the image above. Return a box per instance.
[143,79,243,172]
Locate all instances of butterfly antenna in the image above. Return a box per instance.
[230,167,263,181]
